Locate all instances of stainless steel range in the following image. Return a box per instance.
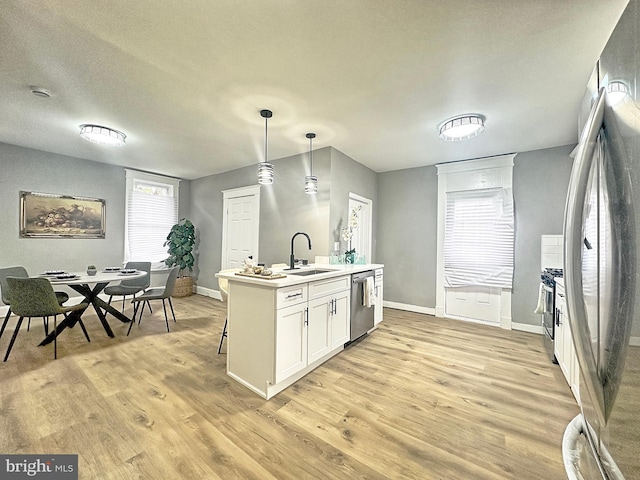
[541,267,563,363]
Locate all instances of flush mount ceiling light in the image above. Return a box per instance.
[606,81,630,104]
[438,114,485,141]
[79,124,126,147]
[258,109,274,185]
[304,132,318,195]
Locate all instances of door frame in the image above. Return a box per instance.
[221,185,261,270]
[348,192,373,263]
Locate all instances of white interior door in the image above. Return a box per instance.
[348,193,372,262]
[222,186,260,270]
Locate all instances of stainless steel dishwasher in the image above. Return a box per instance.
[350,270,375,342]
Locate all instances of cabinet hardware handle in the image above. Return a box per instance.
[286,292,302,299]
[304,307,308,326]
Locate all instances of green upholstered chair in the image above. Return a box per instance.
[127,266,179,335]
[104,261,152,313]
[4,277,89,361]
[0,266,69,339]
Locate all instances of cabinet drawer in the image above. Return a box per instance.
[309,276,350,300]
[277,284,308,308]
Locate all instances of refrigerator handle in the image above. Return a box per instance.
[563,86,606,420]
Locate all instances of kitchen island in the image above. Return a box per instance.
[216,264,383,399]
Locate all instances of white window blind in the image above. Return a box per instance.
[125,170,179,267]
[444,188,514,288]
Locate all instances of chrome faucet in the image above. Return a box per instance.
[288,232,312,270]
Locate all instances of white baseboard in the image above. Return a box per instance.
[512,323,544,335]
[381,301,543,334]
[196,286,222,301]
[382,301,436,316]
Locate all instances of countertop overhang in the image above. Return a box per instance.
[216,263,383,288]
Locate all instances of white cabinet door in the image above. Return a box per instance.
[331,290,350,349]
[275,303,308,383]
[308,296,332,364]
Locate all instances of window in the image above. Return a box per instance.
[444,188,514,288]
[125,169,179,268]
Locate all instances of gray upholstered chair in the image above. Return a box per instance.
[127,266,179,335]
[4,277,89,361]
[104,262,151,313]
[0,266,69,339]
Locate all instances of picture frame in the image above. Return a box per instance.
[20,191,106,238]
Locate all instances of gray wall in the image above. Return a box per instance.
[0,142,190,284]
[1,139,574,328]
[377,166,438,307]
[328,148,379,258]
[190,146,376,291]
[376,146,574,326]
[512,145,574,326]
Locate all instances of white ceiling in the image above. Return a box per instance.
[0,0,629,180]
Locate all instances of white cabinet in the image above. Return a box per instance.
[275,302,308,383]
[275,277,350,385]
[227,274,353,399]
[374,268,384,325]
[303,278,350,365]
[554,280,579,401]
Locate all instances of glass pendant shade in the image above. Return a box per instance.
[438,114,485,141]
[258,109,274,185]
[258,161,274,185]
[305,132,317,194]
[305,175,318,194]
[79,124,126,146]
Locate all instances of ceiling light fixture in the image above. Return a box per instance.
[606,81,630,104]
[438,114,485,141]
[258,109,274,185]
[30,86,52,98]
[305,132,318,195]
[79,124,126,147]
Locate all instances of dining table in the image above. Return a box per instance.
[37,269,148,346]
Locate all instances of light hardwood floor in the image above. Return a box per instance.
[0,295,579,479]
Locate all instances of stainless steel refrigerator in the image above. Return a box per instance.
[562,1,640,478]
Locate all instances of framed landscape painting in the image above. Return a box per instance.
[20,191,106,238]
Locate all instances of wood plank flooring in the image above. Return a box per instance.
[0,295,579,479]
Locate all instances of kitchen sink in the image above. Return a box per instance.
[287,268,336,276]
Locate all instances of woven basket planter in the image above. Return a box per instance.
[172,276,194,297]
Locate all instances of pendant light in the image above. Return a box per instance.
[258,109,274,185]
[304,132,318,195]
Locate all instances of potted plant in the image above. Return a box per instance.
[86,265,97,276]
[164,218,196,297]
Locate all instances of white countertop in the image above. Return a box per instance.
[216,263,383,288]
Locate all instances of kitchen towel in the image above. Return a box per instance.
[534,283,545,314]
[363,276,375,308]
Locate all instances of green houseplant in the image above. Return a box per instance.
[164,218,196,297]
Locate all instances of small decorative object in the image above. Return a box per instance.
[262,268,273,276]
[86,265,97,276]
[243,256,255,272]
[341,205,362,264]
[164,218,196,297]
[253,265,264,275]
